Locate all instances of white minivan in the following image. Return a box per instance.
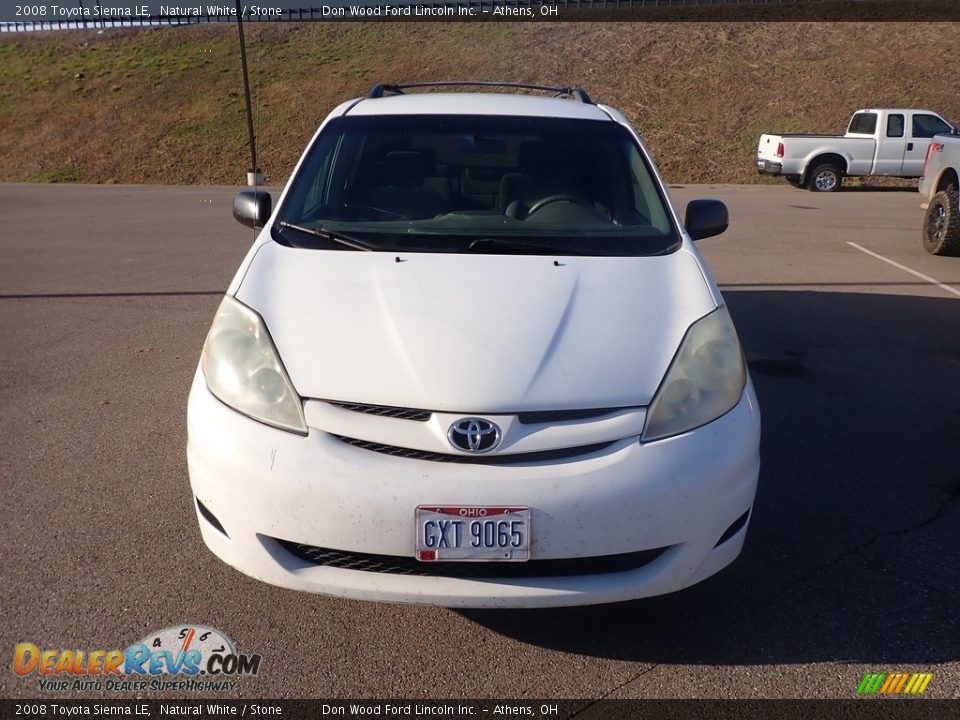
[187,82,761,608]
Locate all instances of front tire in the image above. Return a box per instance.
[922,189,960,256]
[807,163,843,192]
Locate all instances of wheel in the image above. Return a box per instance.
[807,163,843,192]
[922,189,960,256]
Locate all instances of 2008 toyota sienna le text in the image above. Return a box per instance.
[186,82,761,608]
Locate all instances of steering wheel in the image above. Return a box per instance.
[525,193,596,217]
[342,203,406,220]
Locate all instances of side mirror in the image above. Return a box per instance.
[233,190,272,229]
[685,199,728,241]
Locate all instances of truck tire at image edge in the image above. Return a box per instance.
[922,189,960,256]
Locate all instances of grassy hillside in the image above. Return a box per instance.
[1,21,958,186]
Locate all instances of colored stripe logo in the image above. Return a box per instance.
[857,672,933,695]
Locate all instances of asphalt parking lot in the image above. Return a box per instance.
[1,182,958,700]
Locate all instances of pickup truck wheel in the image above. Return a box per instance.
[922,190,960,256]
[808,164,842,192]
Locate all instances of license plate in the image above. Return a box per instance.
[415,506,530,562]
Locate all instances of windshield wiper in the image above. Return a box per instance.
[464,238,588,255]
[277,221,376,251]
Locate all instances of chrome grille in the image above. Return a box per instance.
[517,408,622,424]
[324,401,633,425]
[328,401,431,422]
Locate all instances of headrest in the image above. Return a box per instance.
[518,141,569,182]
[383,151,427,187]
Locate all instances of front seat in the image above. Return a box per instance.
[366,151,446,220]
[500,141,584,219]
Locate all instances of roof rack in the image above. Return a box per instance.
[366,81,594,105]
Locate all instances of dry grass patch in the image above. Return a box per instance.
[1,22,958,185]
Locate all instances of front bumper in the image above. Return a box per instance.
[756,159,783,176]
[186,370,761,608]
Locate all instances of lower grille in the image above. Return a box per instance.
[275,539,669,579]
[330,435,617,464]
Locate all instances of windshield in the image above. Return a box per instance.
[274,114,679,256]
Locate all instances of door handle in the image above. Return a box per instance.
[907,142,914,151]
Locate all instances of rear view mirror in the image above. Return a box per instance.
[685,199,728,241]
[233,191,272,229]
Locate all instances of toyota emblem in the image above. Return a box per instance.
[447,418,502,453]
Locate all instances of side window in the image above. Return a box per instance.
[912,114,951,139]
[281,130,356,223]
[848,112,878,135]
[301,134,363,219]
[627,145,669,233]
[886,114,904,138]
[302,153,333,213]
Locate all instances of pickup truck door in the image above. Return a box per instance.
[902,112,954,176]
[874,112,906,175]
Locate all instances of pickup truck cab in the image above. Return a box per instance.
[757,109,954,191]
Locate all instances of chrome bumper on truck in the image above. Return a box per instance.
[756,159,783,176]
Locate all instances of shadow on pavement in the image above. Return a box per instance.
[460,290,960,666]
[838,185,918,193]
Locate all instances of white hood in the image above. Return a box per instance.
[235,242,716,412]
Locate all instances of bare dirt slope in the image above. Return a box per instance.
[1,22,958,185]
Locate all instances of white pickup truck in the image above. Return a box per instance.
[756,109,954,192]
[919,133,960,255]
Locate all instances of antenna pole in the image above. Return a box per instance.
[235,0,260,185]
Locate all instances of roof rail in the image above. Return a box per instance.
[366,81,594,105]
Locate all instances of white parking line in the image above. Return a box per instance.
[846,242,960,299]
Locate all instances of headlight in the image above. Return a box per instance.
[642,306,746,442]
[201,295,307,435]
